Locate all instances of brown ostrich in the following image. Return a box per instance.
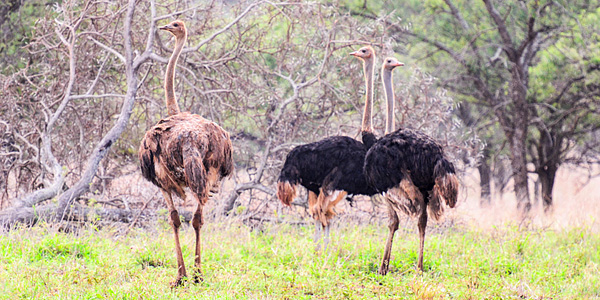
[364,57,459,274]
[138,20,233,286]
[276,46,378,251]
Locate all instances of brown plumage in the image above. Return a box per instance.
[364,57,458,274]
[138,20,233,286]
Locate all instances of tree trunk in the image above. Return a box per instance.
[54,82,138,220]
[506,60,531,216]
[537,167,556,213]
[509,127,531,214]
[533,178,540,205]
[535,128,560,213]
[221,182,275,215]
[478,145,492,206]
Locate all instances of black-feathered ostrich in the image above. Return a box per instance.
[138,20,233,286]
[277,46,379,250]
[364,57,459,274]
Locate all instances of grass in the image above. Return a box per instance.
[1,221,599,299]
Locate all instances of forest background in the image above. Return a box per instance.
[0,0,599,234]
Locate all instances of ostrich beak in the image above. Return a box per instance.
[349,50,359,57]
[393,62,405,67]
[159,24,173,31]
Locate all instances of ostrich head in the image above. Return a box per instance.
[159,20,187,38]
[349,46,375,60]
[383,57,404,70]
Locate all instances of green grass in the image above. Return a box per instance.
[1,221,599,299]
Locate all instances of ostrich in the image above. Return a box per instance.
[138,20,233,286]
[276,46,379,250]
[364,57,459,274]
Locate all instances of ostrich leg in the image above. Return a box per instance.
[162,190,187,286]
[322,191,346,251]
[378,203,399,275]
[417,204,428,272]
[314,219,324,252]
[191,202,204,283]
[323,223,331,251]
[308,191,324,252]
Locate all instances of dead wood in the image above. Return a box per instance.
[0,204,192,231]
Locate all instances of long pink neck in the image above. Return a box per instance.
[165,33,186,116]
[361,56,375,133]
[382,66,395,134]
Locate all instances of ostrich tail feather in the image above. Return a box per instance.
[277,181,297,206]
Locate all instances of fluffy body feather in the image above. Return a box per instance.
[279,135,378,197]
[139,112,233,203]
[365,128,458,274]
[365,128,457,219]
[277,135,377,201]
[277,134,377,244]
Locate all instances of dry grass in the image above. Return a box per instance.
[455,166,600,231]
[5,159,599,233]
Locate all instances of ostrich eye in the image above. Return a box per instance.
[173,23,179,27]
[387,60,391,63]
[361,49,366,53]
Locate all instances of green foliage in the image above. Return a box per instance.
[0,0,58,73]
[1,223,599,299]
[134,242,170,270]
[360,0,600,200]
[30,235,96,262]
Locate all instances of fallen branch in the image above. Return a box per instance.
[221,181,276,215]
[244,216,308,226]
[0,204,193,230]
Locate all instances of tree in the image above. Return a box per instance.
[1,0,269,224]
[354,0,600,214]
[528,8,600,210]
[1,0,478,228]
[0,0,394,225]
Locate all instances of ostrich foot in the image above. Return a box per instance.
[192,274,204,284]
[378,264,389,276]
[192,270,204,283]
[170,276,185,288]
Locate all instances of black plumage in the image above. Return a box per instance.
[276,46,378,249]
[277,134,377,250]
[279,135,377,198]
[364,128,457,218]
[364,128,458,274]
[365,57,459,275]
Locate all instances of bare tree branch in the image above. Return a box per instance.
[482,0,515,59]
[443,0,469,30]
[55,0,144,220]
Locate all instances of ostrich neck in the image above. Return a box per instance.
[164,33,186,116]
[361,57,375,133]
[382,68,395,134]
